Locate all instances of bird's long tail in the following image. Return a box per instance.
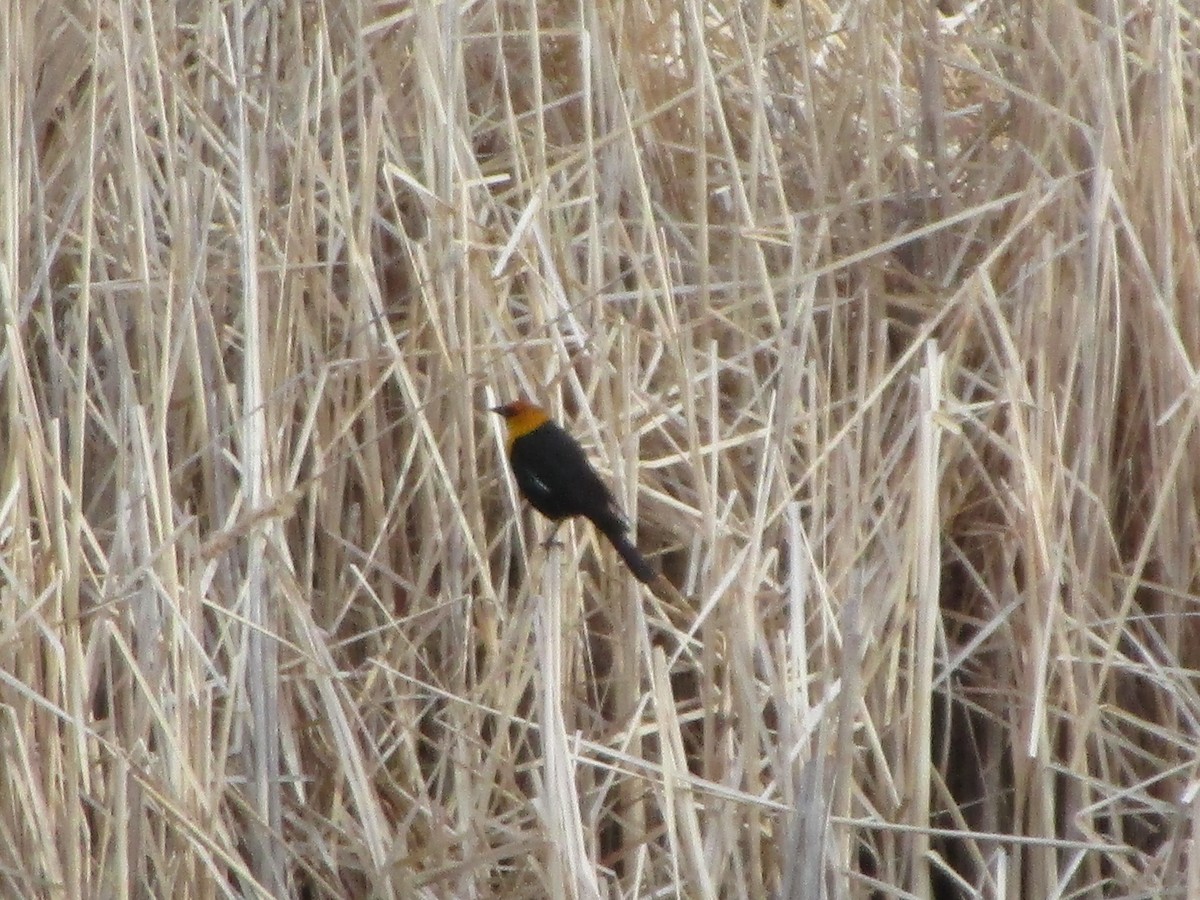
[595,520,656,584]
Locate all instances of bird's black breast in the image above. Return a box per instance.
[509,421,621,527]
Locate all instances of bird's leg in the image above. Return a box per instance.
[541,521,565,549]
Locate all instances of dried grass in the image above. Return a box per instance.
[2,0,1198,896]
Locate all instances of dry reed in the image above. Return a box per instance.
[1,0,1198,897]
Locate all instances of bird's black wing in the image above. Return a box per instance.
[510,421,623,527]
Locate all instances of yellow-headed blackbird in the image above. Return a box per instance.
[491,399,656,583]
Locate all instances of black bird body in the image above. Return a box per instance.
[510,420,623,530]
[492,400,655,583]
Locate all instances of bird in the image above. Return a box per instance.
[491,399,656,583]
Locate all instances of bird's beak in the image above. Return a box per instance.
[489,404,507,416]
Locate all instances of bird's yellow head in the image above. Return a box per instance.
[491,399,551,448]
